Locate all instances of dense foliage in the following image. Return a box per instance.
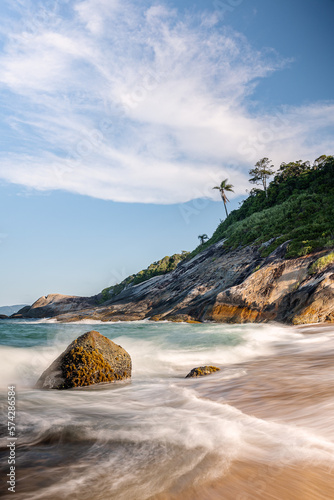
[100,252,189,302]
[190,155,334,259]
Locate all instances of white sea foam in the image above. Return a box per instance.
[0,322,297,386]
[112,324,303,378]
[0,322,328,387]
[4,379,334,500]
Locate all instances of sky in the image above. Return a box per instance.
[0,0,333,306]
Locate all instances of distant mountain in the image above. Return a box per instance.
[0,305,28,316]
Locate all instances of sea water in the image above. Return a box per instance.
[0,320,334,499]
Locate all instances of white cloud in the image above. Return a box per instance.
[75,0,121,35]
[0,0,333,204]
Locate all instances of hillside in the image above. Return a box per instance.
[12,155,334,325]
[99,252,189,303]
[189,155,334,260]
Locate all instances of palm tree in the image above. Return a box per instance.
[213,179,234,217]
[198,234,208,245]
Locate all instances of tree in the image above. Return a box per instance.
[198,234,208,245]
[274,160,311,183]
[249,158,274,197]
[314,155,329,169]
[212,179,234,217]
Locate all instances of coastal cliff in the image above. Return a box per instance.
[14,242,334,325]
[13,155,334,325]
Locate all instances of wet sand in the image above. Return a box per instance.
[152,461,334,500]
[153,326,334,500]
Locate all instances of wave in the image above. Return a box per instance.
[1,381,334,500]
[2,318,155,325]
[0,322,304,387]
[2,321,334,389]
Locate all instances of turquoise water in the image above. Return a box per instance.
[0,319,246,349]
[1,320,334,499]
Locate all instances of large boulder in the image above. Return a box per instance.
[36,330,131,390]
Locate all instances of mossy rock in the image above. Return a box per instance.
[185,365,220,378]
[36,331,132,390]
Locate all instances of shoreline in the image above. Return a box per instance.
[1,316,333,329]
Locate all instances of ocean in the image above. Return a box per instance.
[0,319,334,499]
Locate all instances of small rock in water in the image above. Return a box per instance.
[36,330,131,390]
[185,365,220,378]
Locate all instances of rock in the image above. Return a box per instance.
[0,314,8,319]
[185,366,220,378]
[44,245,262,323]
[12,245,334,326]
[11,305,31,318]
[15,294,99,319]
[36,330,131,390]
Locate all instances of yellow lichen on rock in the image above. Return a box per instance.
[185,365,220,378]
[59,346,120,389]
[208,304,267,323]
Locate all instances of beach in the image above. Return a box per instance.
[0,320,334,499]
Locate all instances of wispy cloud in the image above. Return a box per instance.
[0,0,333,204]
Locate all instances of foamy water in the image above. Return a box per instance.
[0,320,334,499]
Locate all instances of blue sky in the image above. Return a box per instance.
[0,0,333,306]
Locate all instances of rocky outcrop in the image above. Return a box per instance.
[36,330,131,390]
[14,294,99,319]
[0,314,8,319]
[204,245,334,324]
[280,271,334,324]
[43,242,263,323]
[16,242,334,325]
[185,366,220,378]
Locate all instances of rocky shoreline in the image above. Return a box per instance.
[9,241,334,325]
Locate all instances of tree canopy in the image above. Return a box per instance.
[189,155,334,260]
[249,157,274,197]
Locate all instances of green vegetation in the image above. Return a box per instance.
[100,252,190,303]
[198,234,209,245]
[249,157,274,198]
[189,155,334,260]
[99,156,333,301]
[309,252,334,275]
